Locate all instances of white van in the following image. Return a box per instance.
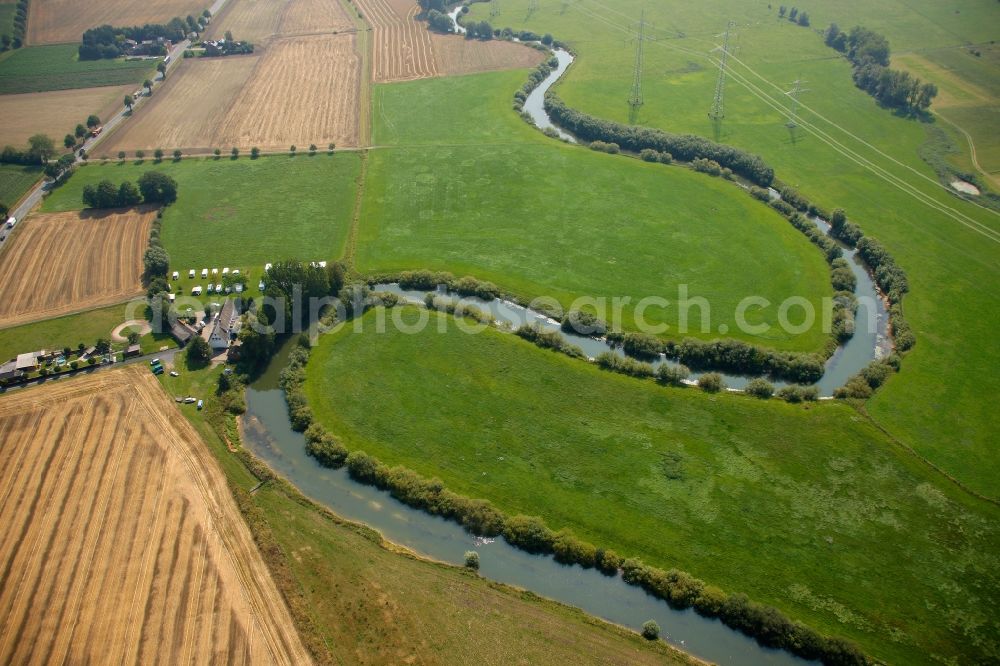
[171,270,179,280]
[4,217,15,229]
[201,268,208,278]
[188,269,195,278]
[192,285,202,295]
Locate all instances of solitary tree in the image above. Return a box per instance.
[95,338,112,355]
[231,147,239,159]
[327,142,335,153]
[153,148,164,161]
[187,336,211,364]
[289,145,297,155]
[156,61,167,79]
[308,143,317,155]
[463,551,480,570]
[64,134,76,149]
[135,149,146,160]
[138,171,179,204]
[250,146,260,159]
[213,148,221,158]
[86,114,101,128]
[74,123,87,138]
[127,331,141,345]
[173,149,182,160]
[143,79,153,94]
[27,134,56,164]
[117,150,127,161]
[124,95,134,112]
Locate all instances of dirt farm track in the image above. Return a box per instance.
[0,208,154,329]
[0,368,310,664]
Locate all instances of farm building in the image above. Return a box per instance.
[170,321,196,346]
[125,344,142,358]
[0,361,22,382]
[15,350,48,372]
[208,298,241,351]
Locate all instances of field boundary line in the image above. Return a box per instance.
[855,404,1000,508]
[934,111,1000,190]
[343,150,369,269]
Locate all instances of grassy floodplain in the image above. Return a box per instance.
[42,153,362,287]
[304,306,1000,665]
[0,162,39,206]
[158,360,696,665]
[0,44,157,95]
[466,0,1000,499]
[361,69,833,352]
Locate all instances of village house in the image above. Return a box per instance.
[0,360,22,382]
[208,299,241,351]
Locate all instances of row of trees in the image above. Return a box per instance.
[82,171,178,209]
[544,94,775,186]
[284,341,866,664]
[777,6,810,27]
[1,134,56,165]
[824,24,936,114]
[1,0,29,50]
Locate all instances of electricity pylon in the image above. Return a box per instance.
[627,9,649,124]
[709,20,736,121]
[785,78,808,128]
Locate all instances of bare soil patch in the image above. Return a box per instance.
[27,0,207,45]
[355,0,438,82]
[0,86,133,150]
[431,35,545,76]
[0,368,311,664]
[100,56,259,155]
[0,208,154,329]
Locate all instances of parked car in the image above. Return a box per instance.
[169,371,179,377]
[196,399,203,410]
[150,358,160,366]
[183,397,196,404]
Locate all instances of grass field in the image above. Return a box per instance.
[465,0,1000,499]
[42,154,362,282]
[0,302,174,361]
[0,44,156,95]
[304,306,1000,665]
[361,69,833,352]
[0,367,310,664]
[162,354,699,665]
[0,4,14,41]
[0,163,40,206]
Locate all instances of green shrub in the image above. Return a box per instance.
[502,515,555,554]
[561,310,607,336]
[464,551,480,570]
[595,352,655,378]
[698,372,725,393]
[655,363,689,386]
[641,620,660,640]
[744,378,774,399]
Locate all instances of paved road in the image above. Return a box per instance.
[1,0,232,254]
[0,347,181,394]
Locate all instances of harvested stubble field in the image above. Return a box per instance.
[431,34,545,77]
[0,85,133,149]
[99,56,259,155]
[103,34,360,152]
[0,368,310,664]
[355,0,437,81]
[206,0,354,45]
[0,208,153,329]
[26,0,206,45]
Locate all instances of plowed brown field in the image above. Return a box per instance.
[0,209,153,329]
[27,0,206,45]
[0,368,311,665]
[431,34,545,76]
[0,86,133,150]
[355,0,438,82]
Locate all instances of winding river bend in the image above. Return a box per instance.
[238,14,891,664]
[242,342,811,665]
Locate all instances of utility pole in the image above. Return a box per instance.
[527,0,538,17]
[709,20,735,121]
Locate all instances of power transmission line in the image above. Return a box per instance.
[627,9,648,123]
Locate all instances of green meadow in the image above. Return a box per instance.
[42,153,362,277]
[361,70,833,352]
[0,162,39,206]
[304,307,1000,665]
[466,0,1000,498]
[0,44,157,94]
